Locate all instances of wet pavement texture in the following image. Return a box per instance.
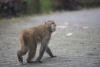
[0,8,100,67]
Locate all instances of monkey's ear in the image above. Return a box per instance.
[45,21,49,24]
[45,21,47,24]
[45,20,53,24]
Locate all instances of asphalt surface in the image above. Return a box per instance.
[0,8,100,67]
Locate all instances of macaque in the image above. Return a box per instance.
[17,20,56,64]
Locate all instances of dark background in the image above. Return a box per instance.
[0,0,100,17]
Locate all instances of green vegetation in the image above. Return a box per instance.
[27,0,40,13]
[0,0,100,18]
[18,0,52,14]
[40,0,52,13]
[78,0,100,7]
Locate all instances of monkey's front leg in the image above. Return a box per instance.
[46,46,56,58]
[36,40,48,63]
[36,45,47,63]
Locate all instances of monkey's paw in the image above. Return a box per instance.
[27,61,35,63]
[35,60,42,63]
[51,55,57,58]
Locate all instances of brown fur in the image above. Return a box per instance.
[17,20,56,64]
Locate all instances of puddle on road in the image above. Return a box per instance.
[81,25,89,29]
[66,32,73,37]
[57,25,67,29]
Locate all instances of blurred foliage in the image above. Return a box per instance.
[25,0,52,14]
[40,0,52,13]
[51,0,100,10]
[0,0,100,18]
[27,0,40,14]
[51,0,78,10]
[78,0,100,7]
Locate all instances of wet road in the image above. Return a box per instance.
[0,8,100,67]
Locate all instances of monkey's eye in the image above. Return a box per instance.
[51,22,55,24]
[51,22,56,26]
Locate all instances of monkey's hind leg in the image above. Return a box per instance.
[17,46,28,64]
[27,43,37,63]
[17,34,29,64]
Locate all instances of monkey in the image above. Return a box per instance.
[17,20,56,64]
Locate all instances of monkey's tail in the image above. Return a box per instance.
[19,34,28,50]
[23,35,28,46]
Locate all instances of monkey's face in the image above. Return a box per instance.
[50,22,56,32]
[45,20,56,32]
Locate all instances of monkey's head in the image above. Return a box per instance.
[45,20,56,32]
